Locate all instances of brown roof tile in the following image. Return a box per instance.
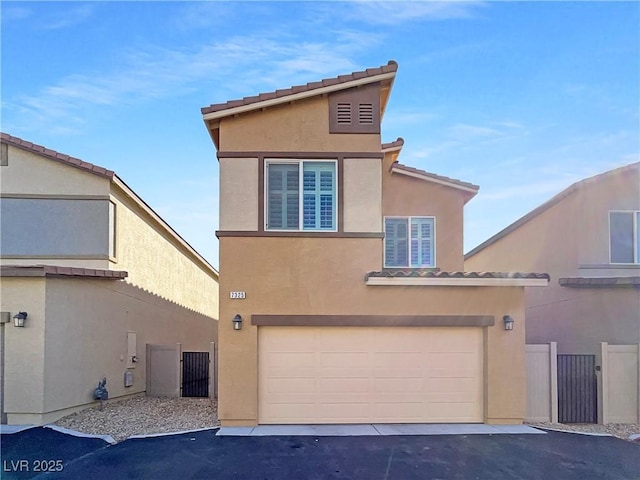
[381,137,405,151]
[365,270,550,280]
[201,60,398,115]
[1,265,128,279]
[559,276,640,288]
[392,162,480,192]
[0,132,115,179]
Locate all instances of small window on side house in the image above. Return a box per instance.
[610,211,639,264]
[385,217,435,268]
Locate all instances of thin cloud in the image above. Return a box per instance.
[346,1,488,26]
[1,6,32,22]
[3,32,378,135]
[39,4,96,30]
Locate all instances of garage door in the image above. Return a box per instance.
[259,326,483,424]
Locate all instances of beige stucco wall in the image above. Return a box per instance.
[0,145,110,197]
[382,163,466,271]
[219,95,380,153]
[576,167,640,266]
[2,276,217,424]
[465,171,640,354]
[0,278,47,420]
[343,158,382,232]
[110,185,218,318]
[219,157,259,231]
[218,237,527,426]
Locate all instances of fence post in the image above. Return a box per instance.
[176,343,182,397]
[600,342,609,425]
[209,342,216,399]
[637,344,640,424]
[550,342,558,423]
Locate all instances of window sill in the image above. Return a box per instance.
[216,230,384,238]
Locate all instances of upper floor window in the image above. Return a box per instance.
[266,161,336,231]
[384,217,435,268]
[610,211,640,264]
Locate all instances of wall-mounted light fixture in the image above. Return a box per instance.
[503,315,514,331]
[13,311,28,327]
[233,314,243,331]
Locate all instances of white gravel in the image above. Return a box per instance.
[530,422,640,442]
[53,396,219,443]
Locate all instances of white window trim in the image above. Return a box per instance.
[264,159,338,232]
[609,210,640,265]
[383,215,436,268]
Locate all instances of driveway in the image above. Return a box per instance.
[2,427,638,479]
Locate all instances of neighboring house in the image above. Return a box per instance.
[0,133,219,425]
[466,163,640,423]
[201,61,548,427]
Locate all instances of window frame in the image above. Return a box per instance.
[609,210,640,265]
[264,159,338,232]
[383,216,436,268]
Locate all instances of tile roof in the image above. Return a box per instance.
[1,132,114,179]
[559,276,640,288]
[0,265,128,279]
[381,137,405,151]
[366,270,550,280]
[391,162,480,192]
[466,162,640,258]
[201,61,398,116]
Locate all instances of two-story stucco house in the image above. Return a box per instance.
[0,133,219,425]
[201,61,548,427]
[466,163,640,424]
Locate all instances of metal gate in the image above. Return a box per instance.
[557,354,597,423]
[182,352,209,397]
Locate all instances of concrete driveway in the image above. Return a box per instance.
[2,426,638,479]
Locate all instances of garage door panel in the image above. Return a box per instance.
[374,352,423,367]
[259,327,483,424]
[320,352,370,367]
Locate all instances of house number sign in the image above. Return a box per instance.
[230,291,246,299]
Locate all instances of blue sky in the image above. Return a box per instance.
[2,1,638,269]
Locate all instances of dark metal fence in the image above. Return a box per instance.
[557,354,597,423]
[182,352,209,397]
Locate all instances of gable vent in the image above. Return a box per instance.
[358,103,374,125]
[336,103,352,124]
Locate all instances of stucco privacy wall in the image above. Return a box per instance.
[343,158,382,232]
[0,145,110,197]
[219,157,259,231]
[4,277,217,424]
[1,278,47,419]
[218,237,526,426]
[219,95,381,153]
[110,185,218,318]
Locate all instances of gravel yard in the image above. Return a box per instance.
[52,397,639,444]
[530,422,640,441]
[54,396,219,442]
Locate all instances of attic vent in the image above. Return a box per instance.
[336,103,352,124]
[358,103,374,125]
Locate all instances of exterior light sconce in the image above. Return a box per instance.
[503,315,514,331]
[233,314,243,331]
[13,311,28,327]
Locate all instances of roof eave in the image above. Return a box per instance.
[202,71,397,123]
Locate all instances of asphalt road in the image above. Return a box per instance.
[1,427,638,480]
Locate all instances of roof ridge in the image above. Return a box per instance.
[1,132,115,179]
[201,60,398,115]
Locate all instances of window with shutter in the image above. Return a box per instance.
[384,217,435,267]
[267,161,336,231]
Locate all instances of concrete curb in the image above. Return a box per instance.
[44,425,117,444]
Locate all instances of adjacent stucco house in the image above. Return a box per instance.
[201,61,548,427]
[466,162,640,423]
[0,133,219,425]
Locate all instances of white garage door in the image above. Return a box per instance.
[259,326,484,424]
